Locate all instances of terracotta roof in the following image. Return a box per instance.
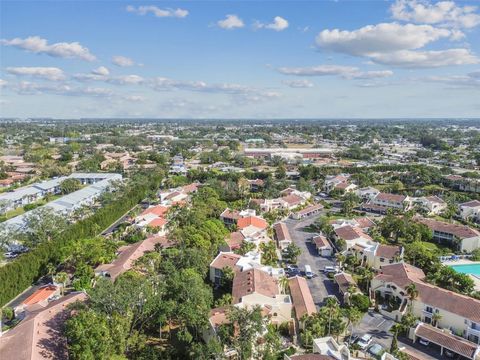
[415,323,479,359]
[220,208,241,220]
[334,182,350,190]
[355,217,376,229]
[334,272,357,293]
[375,192,407,202]
[164,191,183,200]
[424,195,445,204]
[182,183,198,193]
[209,307,231,329]
[417,217,480,239]
[296,204,324,216]
[288,276,317,319]
[461,200,480,208]
[22,285,58,306]
[225,231,245,249]
[237,216,268,231]
[376,263,480,323]
[147,217,167,228]
[232,269,279,303]
[140,205,168,217]
[375,244,402,259]
[313,235,331,249]
[273,222,292,241]
[94,236,169,280]
[282,194,304,206]
[210,252,241,270]
[0,292,87,360]
[335,225,371,241]
[290,355,336,360]
[248,179,265,186]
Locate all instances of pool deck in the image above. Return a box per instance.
[443,259,480,266]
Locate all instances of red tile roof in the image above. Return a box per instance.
[335,225,372,241]
[220,208,241,220]
[22,285,58,306]
[232,269,279,303]
[334,272,357,294]
[376,263,480,323]
[147,217,167,228]
[417,217,480,239]
[415,323,479,359]
[140,205,168,217]
[375,244,402,259]
[210,252,241,270]
[237,216,268,230]
[288,276,317,319]
[313,235,331,249]
[295,204,324,216]
[225,231,245,249]
[273,222,291,241]
[375,192,407,202]
[282,194,304,206]
[355,217,376,229]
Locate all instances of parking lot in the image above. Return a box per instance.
[354,311,394,350]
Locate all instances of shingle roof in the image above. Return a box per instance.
[225,231,245,249]
[313,235,331,249]
[335,225,372,241]
[288,276,317,319]
[210,252,241,270]
[282,194,304,206]
[416,323,479,359]
[295,204,324,216]
[375,192,407,202]
[232,269,279,303]
[375,244,402,259]
[460,200,480,208]
[334,272,357,294]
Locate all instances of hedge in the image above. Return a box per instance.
[0,174,161,306]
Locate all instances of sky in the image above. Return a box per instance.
[0,0,479,119]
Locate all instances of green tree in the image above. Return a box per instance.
[60,178,82,194]
[259,241,278,266]
[284,243,301,264]
[227,305,265,360]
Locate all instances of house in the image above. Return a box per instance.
[312,235,333,257]
[220,208,256,226]
[221,231,246,252]
[247,179,265,192]
[371,262,480,345]
[0,292,87,360]
[135,205,169,234]
[364,193,412,213]
[415,196,447,215]
[410,323,480,360]
[273,222,292,249]
[14,285,60,315]
[94,236,171,280]
[460,200,480,222]
[416,217,480,252]
[356,187,380,201]
[281,194,306,210]
[209,252,242,285]
[330,217,376,232]
[334,272,359,297]
[292,203,324,220]
[237,216,269,246]
[323,175,350,193]
[232,268,292,325]
[333,225,373,249]
[285,355,338,360]
[312,337,351,360]
[288,276,317,330]
[350,242,404,270]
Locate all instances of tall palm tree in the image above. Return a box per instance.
[405,283,418,308]
[279,276,289,295]
[335,252,346,268]
[344,307,362,342]
[55,272,69,296]
[431,312,442,327]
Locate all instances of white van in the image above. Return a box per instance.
[305,265,313,279]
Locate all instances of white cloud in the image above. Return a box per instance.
[391,0,480,29]
[255,16,289,31]
[316,23,451,56]
[277,64,394,79]
[123,95,145,102]
[108,75,144,85]
[126,5,188,18]
[217,15,244,30]
[1,36,96,61]
[112,55,135,67]
[11,81,113,97]
[92,66,109,76]
[0,79,7,87]
[371,48,479,67]
[6,67,66,81]
[422,73,480,88]
[282,79,314,88]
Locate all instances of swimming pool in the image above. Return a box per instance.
[450,263,480,276]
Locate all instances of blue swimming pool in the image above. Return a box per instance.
[450,263,480,276]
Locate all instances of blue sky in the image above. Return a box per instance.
[1,0,479,119]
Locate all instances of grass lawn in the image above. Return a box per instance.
[420,241,452,255]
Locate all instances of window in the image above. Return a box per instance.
[380,258,385,262]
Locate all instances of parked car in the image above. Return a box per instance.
[367,344,385,358]
[3,252,18,259]
[305,265,314,279]
[444,349,458,358]
[323,265,340,274]
[345,334,359,345]
[419,338,430,346]
[357,334,373,350]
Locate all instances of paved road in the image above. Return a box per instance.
[284,216,340,307]
[353,311,394,350]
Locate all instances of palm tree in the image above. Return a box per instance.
[279,276,289,294]
[344,307,362,342]
[432,312,442,327]
[390,323,403,354]
[335,252,346,268]
[405,283,418,309]
[55,272,69,296]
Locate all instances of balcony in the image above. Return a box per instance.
[467,326,480,339]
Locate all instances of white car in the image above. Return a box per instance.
[323,265,340,274]
[419,338,430,346]
[357,334,373,350]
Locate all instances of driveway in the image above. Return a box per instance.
[353,311,394,350]
[284,216,340,307]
